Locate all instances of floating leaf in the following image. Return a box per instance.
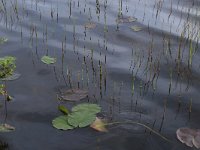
[0,73,21,81]
[72,103,101,114]
[60,89,88,101]
[68,111,96,128]
[176,127,200,148]
[193,135,200,149]
[90,117,108,132]
[52,103,102,130]
[130,26,142,32]
[58,105,69,115]
[0,37,8,44]
[116,16,137,24]
[0,124,15,132]
[84,22,96,29]
[52,116,74,130]
[41,56,56,64]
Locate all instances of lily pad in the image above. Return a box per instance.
[116,16,137,24]
[0,37,8,44]
[130,26,142,32]
[0,124,15,132]
[68,111,96,128]
[176,127,200,148]
[0,72,21,81]
[72,103,101,114]
[52,103,102,130]
[52,116,74,130]
[90,117,108,132]
[41,56,56,64]
[60,89,88,101]
[193,135,200,149]
[84,22,96,29]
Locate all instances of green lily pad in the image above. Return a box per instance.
[0,72,21,81]
[60,89,88,101]
[41,56,56,64]
[72,103,101,114]
[68,111,96,128]
[130,26,142,32]
[52,116,74,130]
[0,124,15,132]
[0,37,8,44]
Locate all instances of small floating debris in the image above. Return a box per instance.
[0,124,15,132]
[60,89,88,101]
[116,16,137,24]
[84,22,96,29]
[41,56,56,64]
[0,37,8,44]
[130,25,142,32]
[176,127,200,148]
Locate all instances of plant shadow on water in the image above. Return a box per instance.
[0,0,200,149]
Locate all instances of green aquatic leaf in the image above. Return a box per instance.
[0,37,8,44]
[53,103,102,130]
[68,111,96,128]
[72,103,101,114]
[41,56,56,64]
[130,26,142,32]
[0,124,15,132]
[58,105,69,115]
[52,116,74,130]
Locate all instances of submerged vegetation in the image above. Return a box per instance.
[0,56,16,79]
[0,39,16,132]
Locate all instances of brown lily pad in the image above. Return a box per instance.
[176,127,200,148]
[84,22,96,29]
[116,16,137,24]
[193,135,200,149]
[60,89,88,101]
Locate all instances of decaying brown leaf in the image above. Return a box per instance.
[90,117,108,132]
[193,134,200,148]
[176,127,200,148]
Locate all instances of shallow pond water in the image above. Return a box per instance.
[0,0,200,149]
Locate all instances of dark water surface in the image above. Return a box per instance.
[0,0,200,149]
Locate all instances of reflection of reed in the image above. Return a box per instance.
[0,140,8,150]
